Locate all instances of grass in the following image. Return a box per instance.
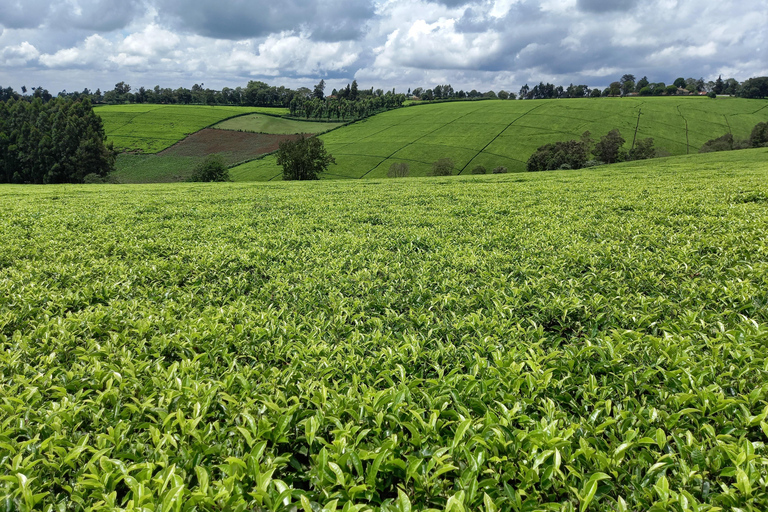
[213,114,345,134]
[2,149,768,510]
[230,96,768,181]
[97,104,289,153]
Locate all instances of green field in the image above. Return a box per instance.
[214,114,345,134]
[111,154,199,183]
[97,104,289,153]
[231,97,768,181]
[2,149,768,510]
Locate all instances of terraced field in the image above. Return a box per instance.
[213,114,345,134]
[97,104,288,153]
[2,149,768,510]
[230,97,768,181]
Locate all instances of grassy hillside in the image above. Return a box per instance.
[230,96,768,181]
[2,150,768,510]
[213,114,345,134]
[97,104,288,153]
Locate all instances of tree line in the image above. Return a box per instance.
[1,74,765,112]
[699,122,768,153]
[518,75,768,100]
[0,97,115,184]
[526,129,656,172]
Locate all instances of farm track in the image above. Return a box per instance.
[676,105,691,154]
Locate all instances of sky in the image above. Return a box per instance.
[0,0,766,95]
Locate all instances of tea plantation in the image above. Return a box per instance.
[230,97,768,181]
[96,105,289,153]
[1,149,768,511]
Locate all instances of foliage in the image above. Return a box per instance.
[750,122,768,147]
[277,135,336,180]
[471,165,486,174]
[628,137,656,160]
[188,154,230,182]
[593,129,626,163]
[491,166,508,174]
[527,137,591,172]
[738,77,768,99]
[2,152,768,511]
[387,162,410,178]
[0,97,116,183]
[430,157,454,176]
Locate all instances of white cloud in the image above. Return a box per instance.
[39,35,112,68]
[0,0,765,94]
[0,41,39,66]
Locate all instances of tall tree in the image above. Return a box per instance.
[313,80,326,99]
[714,75,724,95]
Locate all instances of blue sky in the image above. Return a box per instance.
[0,0,765,94]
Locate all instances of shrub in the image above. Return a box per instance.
[750,122,768,147]
[471,165,487,175]
[527,139,589,172]
[189,154,230,182]
[387,162,410,178]
[700,133,735,153]
[492,166,508,174]
[82,173,106,184]
[431,158,454,176]
[628,138,656,160]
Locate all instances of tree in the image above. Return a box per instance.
[313,80,326,99]
[527,138,590,172]
[387,162,410,178]
[749,122,768,147]
[621,74,636,85]
[0,97,116,183]
[738,77,768,99]
[635,76,649,91]
[674,77,686,88]
[621,79,635,96]
[714,75,724,95]
[350,80,359,101]
[593,129,626,163]
[277,135,335,180]
[628,138,655,160]
[188,155,229,182]
[114,82,131,95]
[431,158,454,176]
[471,165,486,174]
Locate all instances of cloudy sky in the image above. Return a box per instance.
[0,0,765,95]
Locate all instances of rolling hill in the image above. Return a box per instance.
[229,96,768,181]
[96,104,289,153]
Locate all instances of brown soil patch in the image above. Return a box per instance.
[159,129,309,165]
